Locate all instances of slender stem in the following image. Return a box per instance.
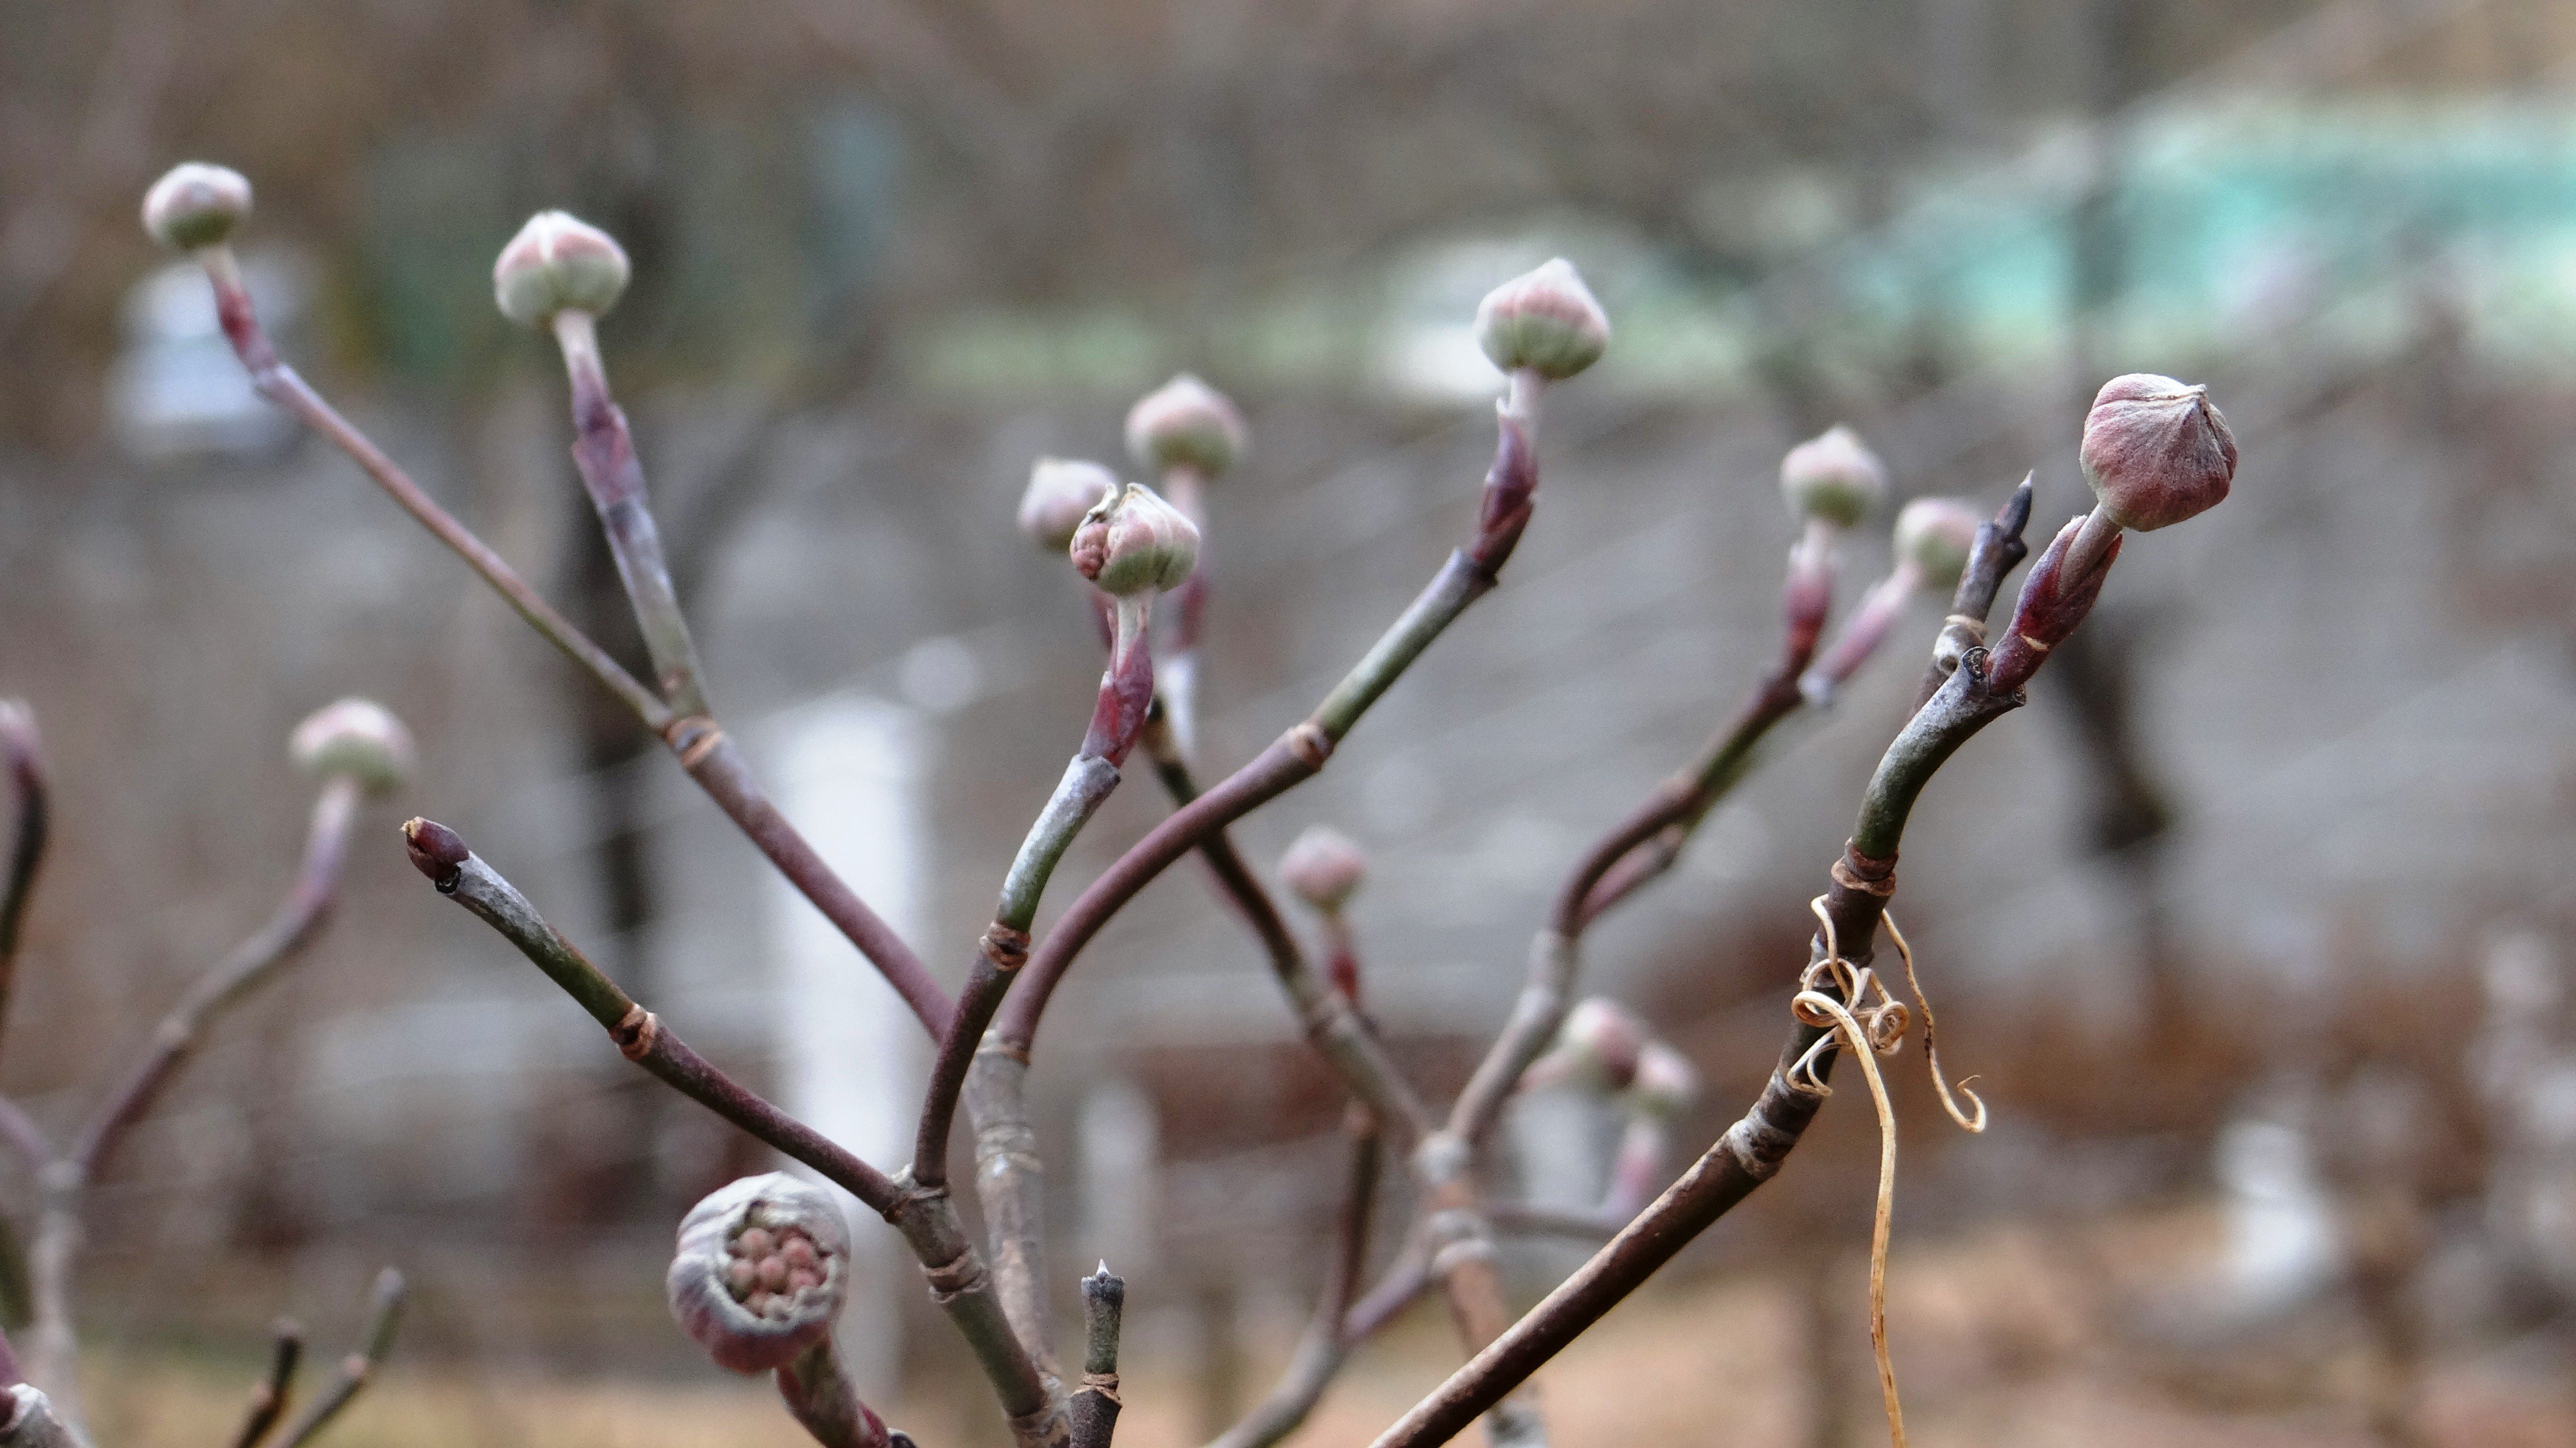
[196,248,669,732]
[1002,394,1543,1053]
[404,820,902,1213]
[0,705,47,1074]
[1069,1266,1126,1448]
[1208,1121,1381,1448]
[677,730,952,1037]
[1138,721,1433,1137]
[194,247,950,1041]
[777,1338,894,1448]
[0,1094,47,1173]
[72,777,360,1176]
[552,309,712,719]
[963,1037,1053,1376]
[1342,1243,1433,1341]
[1158,465,1210,759]
[19,1192,74,1430]
[231,1321,303,1448]
[1911,477,2034,711]
[406,822,1060,1440]
[274,1268,405,1448]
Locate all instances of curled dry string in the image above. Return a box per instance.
[1782,895,1990,1448]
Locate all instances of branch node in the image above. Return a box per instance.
[1285,721,1333,769]
[612,1005,659,1062]
[979,927,1032,974]
[667,717,725,769]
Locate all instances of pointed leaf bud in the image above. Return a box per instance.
[1892,496,1982,593]
[1018,459,1120,553]
[142,163,253,251]
[289,699,415,795]
[1474,259,1610,381]
[1780,425,1887,529]
[493,211,631,328]
[667,1173,852,1374]
[1630,1042,1701,1118]
[1069,482,1200,598]
[2078,374,2236,532]
[1125,374,1247,479]
[1279,825,1367,913]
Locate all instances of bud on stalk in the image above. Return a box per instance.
[1984,512,2123,695]
[1069,484,1199,766]
[1279,825,1368,915]
[1125,374,1247,481]
[1017,459,1119,554]
[1527,997,1650,1093]
[492,211,631,330]
[1799,497,1983,703]
[141,163,253,252]
[667,1174,853,1374]
[289,698,416,796]
[2063,373,2236,580]
[1780,425,1888,531]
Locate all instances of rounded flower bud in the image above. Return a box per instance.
[1630,1042,1701,1118]
[1070,482,1200,598]
[1892,496,1982,591]
[289,699,415,795]
[1018,458,1119,553]
[1780,425,1887,529]
[142,163,253,251]
[492,211,631,328]
[2078,374,2236,532]
[1125,374,1247,479]
[1279,825,1367,913]
[1553,997,1648,1089]
[667,1172,852,1374]
[1474,259,1611,381]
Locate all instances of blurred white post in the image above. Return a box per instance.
[769,695,929,1398]
[1079,1076,1160,1281]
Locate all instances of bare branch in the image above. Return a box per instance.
[230,1320,303,1448]
[274,1269,404,1448]
[0,705,47,1071]
[1069,1265,1126,1448]
[1208,1120,1381,1448]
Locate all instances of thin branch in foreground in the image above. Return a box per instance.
[1208,1116,1381,1448]
[1069,1264,1126,1448]
[274,1269,403,1448]
[230,1320,303,1448]
[0,705,47,1072]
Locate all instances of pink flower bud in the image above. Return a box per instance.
[142,163,253,251]
[1278,825,1367,913]
[1552,998,1648,1089]
[289,698,415,794]
[1124,374,1247,479]
[667,1173,852,1374]
[1069,482,1200,598]
[1629,1042,1700,1117]
[1018,458,1119,553]
[2078,374,2236,532]
[1474,259,1610,381]
[1780,426,1887,528]
[493,211,631,328]
[1892,496,1982,591]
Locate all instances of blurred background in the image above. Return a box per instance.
[3,0,2575,1444]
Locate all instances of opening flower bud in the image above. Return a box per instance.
[2078,374,2236,532]
[142,163,253,251]
[1069,482,1201,598]
[1891,496,1983,593]
[1125,374,1247,479]
[289,698,416,795]
[1018,459,1119,553]
[1780,425,1887,529]
[493,211,631,328]
[1278,825,1367,913]
[1474,259,1611,381]
[1630,1042,1701,1118]
[667,1173,852,1374]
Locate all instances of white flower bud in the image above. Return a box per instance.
[1125,374,1247,479]
[1278,825,1367,913]
[1474,259,1611,381]
[1546,997,1647,1089]
[667,1173,852,1374]
[1069,482,1200,598]
[289,699,415,795]
[492,211,631,328]
[1891,496,1983,592]
[1018,459,1120,553]
[2078,374,2236,532]
[1630,1042,1700,1118]
[142,163,253,251]
[1780,426,1887,529]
